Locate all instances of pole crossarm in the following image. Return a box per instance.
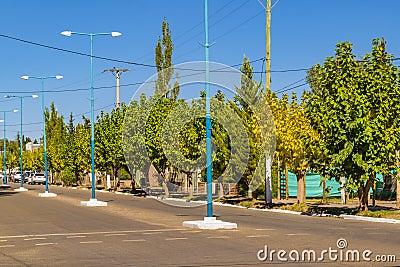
[103,68,130,108]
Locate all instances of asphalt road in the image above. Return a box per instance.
[0,183,399,267]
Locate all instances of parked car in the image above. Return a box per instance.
[12,171,28,183]
[28,172,46,185]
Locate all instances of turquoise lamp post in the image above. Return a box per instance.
[4,95,38,191]
[21,75,63,197]
[204,0,213,218]
[61,30,121,206]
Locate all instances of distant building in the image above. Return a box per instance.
[26,142,41,152]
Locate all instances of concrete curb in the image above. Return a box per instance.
[340,214,400,224]
[248,207,302,215]
[64,186,400,224]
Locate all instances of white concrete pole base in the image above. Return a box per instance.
[14,187,28,192]
[182,217,237,230]
[81,198,107,207]
[39,192,57,197]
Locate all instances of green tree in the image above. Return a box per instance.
[45,103,68,181]
[272,92,319,203]
[96,104,128,190]
[306,39,400,210]
[61,113,80,185]
[23,147,43,171]
[75,116,91,182]
[229,56,264,197]
[123,95,151,182]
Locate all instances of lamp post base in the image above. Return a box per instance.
[14,187,28,192]
[182,217,237,230]
[0,184,10,189]
[39,192,57,197]
[81,198,107,207]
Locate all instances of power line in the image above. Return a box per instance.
[275,82,308,94]
[0,33,155,68]
[214,9,264,41]
[134,0,241,63]
[275,77,306,92]
[0,33,300,74]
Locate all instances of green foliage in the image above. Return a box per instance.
[23,147,43,171]
[271,90,319,203]
[45,103,68,173]
[75,117,91,175]
[61,168,76,186]
[306,38,400,209]
[154,17,179,99]
[96,104,128,181]
[229,57,262,193]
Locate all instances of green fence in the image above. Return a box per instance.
[287,172,384,198]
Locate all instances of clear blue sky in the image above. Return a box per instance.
[0,0,399,140]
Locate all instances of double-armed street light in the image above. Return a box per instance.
[5,94,38,191]
[21,75,63,197]
[0,109,19,185]
[61,30,121,206]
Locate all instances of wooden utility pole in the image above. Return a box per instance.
[396,151,400,208]
[266,0,271,93]
[264,0,273,205]
[103,67,130,108]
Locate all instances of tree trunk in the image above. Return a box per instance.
[322,178,326,200]
[162,180,169,198]
[396,150,400,209]
[218,182,223,198]
[372,180,376,207]
[358,178,374,211]
[248,189,253,199]
[186,172,193,198]
[396,179,400,209]
[265,156,272,204]
[277,157,281,200]
[130,170,136,194]
[340,176,346,204]
[285,165,289,200]
[112,168,117,191]
[295,170,306,204]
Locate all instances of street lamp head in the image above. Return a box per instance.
[61,31,72,37]
[13,109,19,113]
[21,76,29,80]
[32,94,39,99]
[55,75,63,80]
[111,32,122,37]
[4,95,11,99]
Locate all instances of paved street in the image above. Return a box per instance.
[0,183,399,266]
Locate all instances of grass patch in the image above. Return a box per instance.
[280,203,311,213]
[237,199,260,208]
[356,210,400,219]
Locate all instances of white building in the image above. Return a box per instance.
[26,142,41,152]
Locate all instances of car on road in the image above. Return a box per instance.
[12,171,28,183]
[28,172,46,185]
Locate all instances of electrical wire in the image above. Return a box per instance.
[275,82,308,94]
[274,77,306,92]
[134,0,240,63]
